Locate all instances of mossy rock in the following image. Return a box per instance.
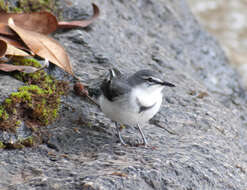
[2,135,40,149]
[0,0,61,17]
[0,58,69,148]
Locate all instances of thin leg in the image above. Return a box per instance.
[137,123,148,146]
[115,122,127,146]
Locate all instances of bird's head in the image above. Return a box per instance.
[128,70,175,93]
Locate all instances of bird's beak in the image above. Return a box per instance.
[161,81,175,87]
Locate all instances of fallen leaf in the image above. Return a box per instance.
[0,23,16,36]
[0,63,42,73]
[0,3,99,36]
[0,12,57,35]
[8,18,73,75]
[197,91,209,99]
[5,43,30,56]
[0,36,30,51]
[0,38,30,57]
[110,172,128,177]
[58,3,100,29]
[0,39,7,57]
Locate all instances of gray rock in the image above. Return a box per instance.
[1,0,247,190]
[0,75,32,145]
[0,74,23,103]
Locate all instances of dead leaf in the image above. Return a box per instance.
[0,63,42,73]
[0,36,30,51]
[197,91,209,99]
[0,23,16,36]
[8,18,73,75]
[0,12,57,35]
[0,39,7,57]
[110,172,128,177]
[5,43,30,56]
[58,3,100,29]
[0,38,30,57]
[0,3,99,36]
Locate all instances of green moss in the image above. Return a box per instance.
[11,90,32,103]
[8,143,25,149]
[19,85,44,95]
[13,109,17,114]
[0,57,69,136]
[4,98,12,105]
[11,7,23,13]
[0,106,4,118]
[0,0,59,15]
[19,136,34,147]
[7,82,66,126]
[0,106,9,120]
[6,136,35,149]
[0,141,6,149]
[16,58,42,68]
[15,120,21,127]
[0,0,9,12]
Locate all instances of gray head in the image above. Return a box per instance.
[128,70,175,88]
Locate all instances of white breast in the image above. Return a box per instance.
[99,86,163,126]
[130,86,163,123]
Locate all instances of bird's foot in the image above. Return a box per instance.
[135,142,156,149]
[118,135,128,146]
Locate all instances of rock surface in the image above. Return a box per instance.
[0,74,24,103]
[1,0,247,189]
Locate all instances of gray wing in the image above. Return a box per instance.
[101,78,131,101]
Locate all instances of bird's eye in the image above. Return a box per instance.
[147,77,153,82]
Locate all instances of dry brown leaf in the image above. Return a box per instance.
[110,172,128,177]
[0,3,99,36]
[0,39,7,57]
[5,43,30,56]
[0,36,29,51]
[0,12,57,35]
[0,38,30,57]
[0,63,41,73]
[0,23,16,36]
[8,18,73,75]
[58,3,100,29]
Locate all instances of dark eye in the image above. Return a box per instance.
[147,77,153,82]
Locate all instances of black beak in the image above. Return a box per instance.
[161,81,175,87]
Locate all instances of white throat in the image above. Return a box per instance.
[131,85,164,107]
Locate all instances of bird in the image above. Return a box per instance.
[99,69,175,146]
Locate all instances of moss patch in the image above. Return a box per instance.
[0,141,6,149]
[0,58,69,134]
[5,136,36,149]
[0,0,60,16]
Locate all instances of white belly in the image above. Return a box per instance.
[99,91,163,126]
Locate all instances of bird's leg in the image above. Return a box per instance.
[137,123,148,147]
[115,122,127,146]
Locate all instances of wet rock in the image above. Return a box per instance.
[1,0,247,190]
